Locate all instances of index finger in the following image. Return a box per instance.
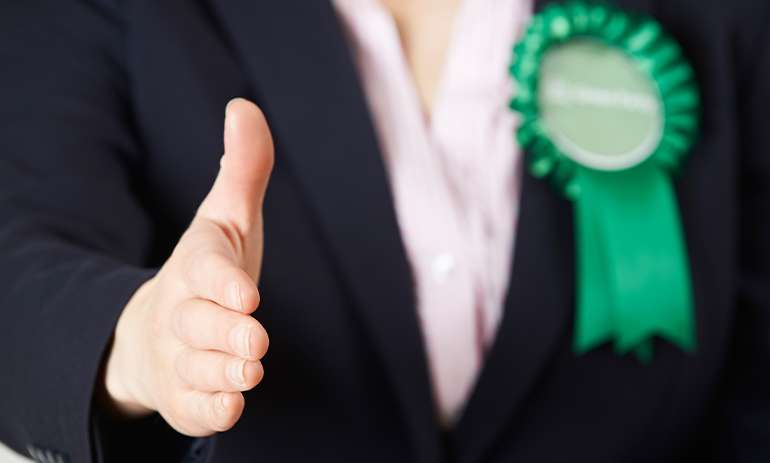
[180,244,260,314]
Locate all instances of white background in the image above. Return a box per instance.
[0,442,33,463]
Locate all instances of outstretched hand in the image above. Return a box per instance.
[104,98,274,436]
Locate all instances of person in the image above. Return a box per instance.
[0,0,768,462]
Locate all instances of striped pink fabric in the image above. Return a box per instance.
[333,0,531,427]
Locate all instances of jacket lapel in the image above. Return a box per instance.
[451,170,575,463]
[204,1,442,462]
[451,1,659,462]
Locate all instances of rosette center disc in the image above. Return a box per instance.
[537,37,664,171]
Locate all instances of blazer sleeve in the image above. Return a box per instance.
[0,1,211,462]
[711,2,770,460]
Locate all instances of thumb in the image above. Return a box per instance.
[197,98,274,236]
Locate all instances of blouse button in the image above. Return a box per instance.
[431,252,455,285]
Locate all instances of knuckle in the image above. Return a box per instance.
[216,267,245,310]
[213,316,233,349]
[212,261,234,289]
[215,355,233,388]
[172,302,195,342]
[177,352,196,387]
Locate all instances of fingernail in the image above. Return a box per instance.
[216,393,227,414]
[226,97,244,114]
[227,360,246,387]
[230,325,252,359]
[227,283,242,312]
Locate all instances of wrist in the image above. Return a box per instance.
[102,279,156,419]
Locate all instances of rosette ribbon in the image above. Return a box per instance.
[510,1,700,362]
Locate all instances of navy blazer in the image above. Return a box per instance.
[0,0,768,462]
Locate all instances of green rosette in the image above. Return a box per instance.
[510,1,700,362]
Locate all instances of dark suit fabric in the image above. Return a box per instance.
[0,0,768,462]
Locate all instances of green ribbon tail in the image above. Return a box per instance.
[573,161,696,362]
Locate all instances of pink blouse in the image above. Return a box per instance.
[332,0,531,427]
